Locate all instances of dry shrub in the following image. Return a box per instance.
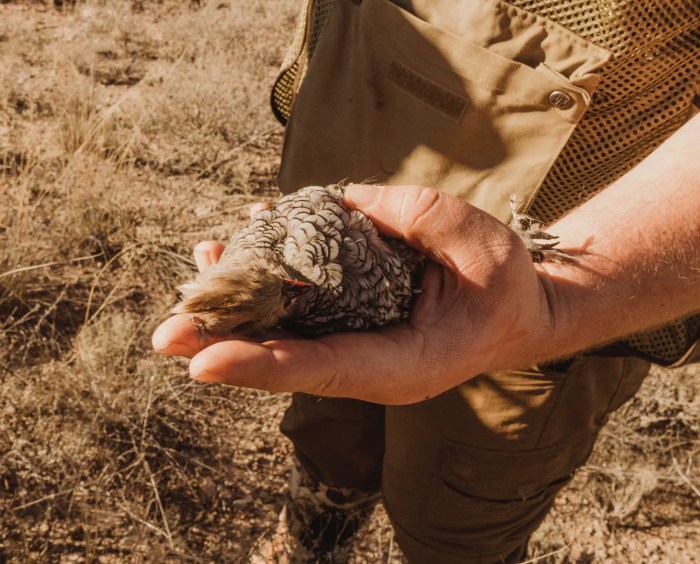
[1,0,292,366]
[0,147,192,365]
[121,1,292,182]
[585,365,699,522]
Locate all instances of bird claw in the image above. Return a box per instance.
[508,198,578,264]
[527,242,575,264]
[190,316,210,341]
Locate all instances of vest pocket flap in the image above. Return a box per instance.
[395,0,610,94]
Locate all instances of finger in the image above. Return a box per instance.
[193,241,225,273]
[249,202,271,218]
[188,324,432,405]
[344,184,502,267]
[152,313,247,358]
[344,184,428,239]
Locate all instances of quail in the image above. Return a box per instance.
[173,184,422,336]
[173,184,567,337]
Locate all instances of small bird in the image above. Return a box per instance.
[173,185,568,337]
[173,184,422,337]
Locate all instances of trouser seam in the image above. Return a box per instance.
[599,356,629,421]
[532,367,571,450]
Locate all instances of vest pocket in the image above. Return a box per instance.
[278,0,610,222]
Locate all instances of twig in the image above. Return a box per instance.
[2,303,40,331]
[140,373,156,448]
[33,283,68,338]
[0,253,103,280]
[142,457,174,549]
[83,243,138,325]
[672,456,700,498]
[195,126,278,180]
[12,487,78,511]
[118,501,171,540]
[519,544,570,563]
[120,313,152,375]
[584,463,683,484]
[11,456,144,511]
[162,447,222,476]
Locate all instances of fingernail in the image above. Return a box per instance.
[190,369,221,382]
[152,327,195,355]
[152,325,171,352]
[193,247,208,263]
[345,184,380,209]
[154,340,196,357]
[189,358,222,382]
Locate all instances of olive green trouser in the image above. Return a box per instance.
[280,356,650,563]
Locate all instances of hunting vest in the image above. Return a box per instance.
[270,0,700,366]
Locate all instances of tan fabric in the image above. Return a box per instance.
[277,0,610,223]
[271,0,700,366]
[271,0,336,124]
[281,356,651,562]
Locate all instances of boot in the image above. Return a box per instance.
[249,456,381,563]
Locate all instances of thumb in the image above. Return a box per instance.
[344,184,497,267]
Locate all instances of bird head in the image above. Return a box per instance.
[171,255,314,336]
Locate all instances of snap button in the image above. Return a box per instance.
[549,90,573,110]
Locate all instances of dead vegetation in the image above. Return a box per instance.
[0,1,698,562]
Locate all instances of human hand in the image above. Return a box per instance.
[153,186,557,405]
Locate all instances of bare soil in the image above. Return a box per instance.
[1,1,698,562]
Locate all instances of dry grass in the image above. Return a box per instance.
[1,1,295,560]
[0,1,698,562]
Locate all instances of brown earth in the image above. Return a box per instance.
[1,1,698,562]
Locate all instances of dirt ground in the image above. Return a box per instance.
[1,1,698,562]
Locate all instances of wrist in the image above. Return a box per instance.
[477,264,563,373]
[532,264,569,360]
[532,258,631,361]
[488,261,596,370]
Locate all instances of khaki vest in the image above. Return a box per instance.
[271,0,700,366]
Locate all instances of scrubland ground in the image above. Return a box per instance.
[0,1,698,562]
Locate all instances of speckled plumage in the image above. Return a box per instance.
[174,185,423,336]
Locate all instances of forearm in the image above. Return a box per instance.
[537,113,700,359]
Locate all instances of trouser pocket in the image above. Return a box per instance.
[278,0,610,222]
[418,433,596,561]
[381,354,650,562]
